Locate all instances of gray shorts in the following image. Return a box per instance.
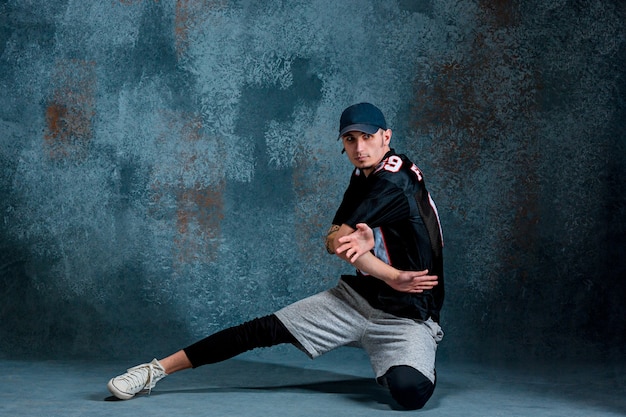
[274,280,444,383]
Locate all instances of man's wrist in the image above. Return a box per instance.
[384,268,400,284]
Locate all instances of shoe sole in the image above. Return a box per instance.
[107,378,135,400]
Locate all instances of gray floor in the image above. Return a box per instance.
[2,348,625,416]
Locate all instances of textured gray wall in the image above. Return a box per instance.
[1,0,624,362]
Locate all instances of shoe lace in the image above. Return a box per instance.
[122,363,158,394]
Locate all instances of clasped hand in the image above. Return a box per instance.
[335,223,438,294]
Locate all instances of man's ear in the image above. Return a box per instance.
[383,129,392,145]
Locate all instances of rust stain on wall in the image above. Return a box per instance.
[162,112,225,265]
[412,3,541,287]
[175,0,229,57]
[477,0,521,28]
[174,181,225,264]
[44,59,96,161]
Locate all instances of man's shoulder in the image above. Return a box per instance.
[374,152,421,183]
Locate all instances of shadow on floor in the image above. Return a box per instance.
[51,351,625,416]
[100,357,412,410]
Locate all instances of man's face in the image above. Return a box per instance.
[341,128,392,175]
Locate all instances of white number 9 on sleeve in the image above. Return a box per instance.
[383,155,403,173]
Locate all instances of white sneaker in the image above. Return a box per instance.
[107,358,167,400]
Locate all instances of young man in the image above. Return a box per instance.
[107,103,445,410]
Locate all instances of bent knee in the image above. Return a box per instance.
[383,366,435,410]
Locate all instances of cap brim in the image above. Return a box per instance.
[338,124,380,138]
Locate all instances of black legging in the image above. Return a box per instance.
[183,314,297,366]
[183,314,435,410]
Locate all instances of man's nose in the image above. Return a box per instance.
[355,137,366,151]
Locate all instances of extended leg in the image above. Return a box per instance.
[107,314,295,399]
[182,314,296,367]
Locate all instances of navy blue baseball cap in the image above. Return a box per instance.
[338,103,387,138]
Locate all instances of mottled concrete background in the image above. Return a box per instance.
[1,0,624,363]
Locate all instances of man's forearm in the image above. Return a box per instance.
[350,251,400,284]
[329,223,399,284]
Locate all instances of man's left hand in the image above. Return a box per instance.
[387,270,438,293]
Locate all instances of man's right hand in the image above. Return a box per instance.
[335,223,375,263]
